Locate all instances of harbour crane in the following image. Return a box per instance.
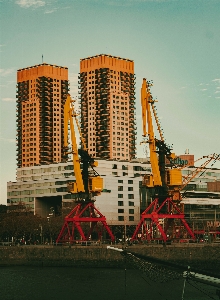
[140,78,182,201]
[56,94,114,244]
[131,79,195,243]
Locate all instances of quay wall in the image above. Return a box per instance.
[0,244,220,273]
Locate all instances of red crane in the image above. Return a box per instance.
[131,79,195,243]
[56,95,114,244]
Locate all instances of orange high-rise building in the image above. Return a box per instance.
[79,54,136,160]
[16,63,69,168]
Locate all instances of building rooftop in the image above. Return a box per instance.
[80,54,133,63]
[17,63,68,72]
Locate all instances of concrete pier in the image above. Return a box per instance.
[0,244,219,275]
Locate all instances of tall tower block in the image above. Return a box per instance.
[16,63,69,168]
[79,54,136,160]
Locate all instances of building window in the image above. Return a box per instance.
[128,186,133,191]
[118,209,124,213]
[134,173,141,177]
[118,194,123,199]
[112,172,118,176]
[128,180,133,184]
[129,201,134,206]
[118,186,123,191]
[128,194,134,199]
[112,164,117,169]
[122,165,128,170]
[118,200,124,206]
[129,209,134,214]
[118,216,124,221]
[129,216,134,221]
[133,166,143,171]
[118,180,123,183]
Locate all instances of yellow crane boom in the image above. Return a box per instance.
[64,94,103,197]
[64,94,85,193]
[141,78,162,187]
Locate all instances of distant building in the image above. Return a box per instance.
[16,63,69,168]
[181,190,220,234]
[79,54,136,160]
[207,181,220,192]
[167,154,195,167]
[177,154,194,166]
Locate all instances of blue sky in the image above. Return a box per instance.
[0,0,220,204]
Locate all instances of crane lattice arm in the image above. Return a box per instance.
[64,94,85,193]
[181,154,220,191]
[141,78,162,187]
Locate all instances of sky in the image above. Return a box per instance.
[0,0,220,205]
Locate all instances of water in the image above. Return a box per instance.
[0,266,218,300]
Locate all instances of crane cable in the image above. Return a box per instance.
[151,102,164,142]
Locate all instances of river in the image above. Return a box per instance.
[0,266,218,300]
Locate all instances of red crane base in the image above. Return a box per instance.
[56,202,115,244]
[131,197,195,243]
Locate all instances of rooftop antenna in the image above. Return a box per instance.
[42,54,43,64]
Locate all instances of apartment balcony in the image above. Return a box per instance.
[39,125,51,130]
[97,141,110,147]
[41,139,53,144]
[40,144,53,151]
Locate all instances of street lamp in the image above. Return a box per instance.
[39,224,43,244]
[124,216,127,243]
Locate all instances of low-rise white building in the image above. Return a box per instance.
[7,159,220,227]
[7,159,151,225]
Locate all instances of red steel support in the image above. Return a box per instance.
[56,202,115,244]
[131,197,195,242]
